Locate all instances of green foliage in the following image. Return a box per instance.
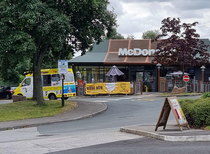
[127,34,135,39]
[179,98,194,125]
[0,0,117,76]
[180,98,210,127]
[142,29,160,39]
[205,126,210,130]
[179,98,195,105]
[201,92,210,98]
[205,116,210,126]
[0,0,117,103]
[152,17,210,68]
[105,28,124,39]
[192,99,210,127]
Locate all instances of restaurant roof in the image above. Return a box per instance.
[68,39,210,65]
[68,40,109,65]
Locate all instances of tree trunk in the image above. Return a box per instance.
[33,56,44,105]
[33,44,48,105]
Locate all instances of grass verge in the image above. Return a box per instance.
[205,126,210,131]
[160,92,199,96]
[0,100,77,122]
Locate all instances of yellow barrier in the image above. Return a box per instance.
[86,82,130,95]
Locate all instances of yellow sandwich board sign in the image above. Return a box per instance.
[155,97,190,131]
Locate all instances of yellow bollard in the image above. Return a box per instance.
[144,85,148,92]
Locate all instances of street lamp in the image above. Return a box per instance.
[76,71,81,96]
[76,71,81,78]
[200,66,206,82]
[76,71,81,85]
[156,63,162,92]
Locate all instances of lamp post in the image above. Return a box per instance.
[156,63,162,92]
[76,71,81,85]
[200,66,206,82]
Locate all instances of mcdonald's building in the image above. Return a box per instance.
[68,39,210,92]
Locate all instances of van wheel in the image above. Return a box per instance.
[49,94,57,100]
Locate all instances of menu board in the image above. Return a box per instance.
[169,98,187,124]
[155,97,189,131]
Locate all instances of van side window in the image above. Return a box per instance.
[22,78,31,86]
[52,74,60,81]
[43,75,51,86]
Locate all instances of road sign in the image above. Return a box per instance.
[58,60,68,74]
[183,75,190,82]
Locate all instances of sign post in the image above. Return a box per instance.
[183,75,189,82]
[58,60,68,107]
[183,75,189,93]
[155,97,190,131]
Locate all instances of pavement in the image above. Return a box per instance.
[120,123,210,142]
[0,93,210,142]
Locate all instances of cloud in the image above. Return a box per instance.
[108,0,125,16]
[117,0,210,11]
[108,0,210,39]
[172,0,210,10]
[119,0,170,3]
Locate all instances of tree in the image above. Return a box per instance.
[0,0,116,105]
[105,28,124,39]
[142,29,160,39]
[127,34,135,39]
[152,17,210,85]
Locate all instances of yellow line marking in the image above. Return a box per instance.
[138,99,155,101]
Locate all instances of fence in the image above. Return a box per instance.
[134,81,142,94]
[160,78,210,93]
[77,80,210,95]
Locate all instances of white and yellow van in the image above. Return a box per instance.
[14,68,76,100]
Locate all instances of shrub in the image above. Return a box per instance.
[179,98,194,105]
[201,92,210,98]
[205,116,210,126]
[192,99,210,127]
[179,99,195,125]
[180,98,210,127]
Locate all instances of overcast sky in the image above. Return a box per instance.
[73,0,210,57]
[108,0,210,39]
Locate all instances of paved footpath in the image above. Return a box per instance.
[120,123,210,142]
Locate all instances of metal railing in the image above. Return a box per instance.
[193,80,199,93]
[135,81,141,94]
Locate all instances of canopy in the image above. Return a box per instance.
[170,71,189,76]
[106,65,124,77]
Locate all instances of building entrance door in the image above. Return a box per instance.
[129,66,157,92]
[144,71,156,92]
[136,72,143,81]
[135,71,156,92]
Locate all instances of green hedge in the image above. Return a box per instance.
[179,98,210,127]
[201,92,210,98]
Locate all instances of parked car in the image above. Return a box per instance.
[0,86,17,99]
